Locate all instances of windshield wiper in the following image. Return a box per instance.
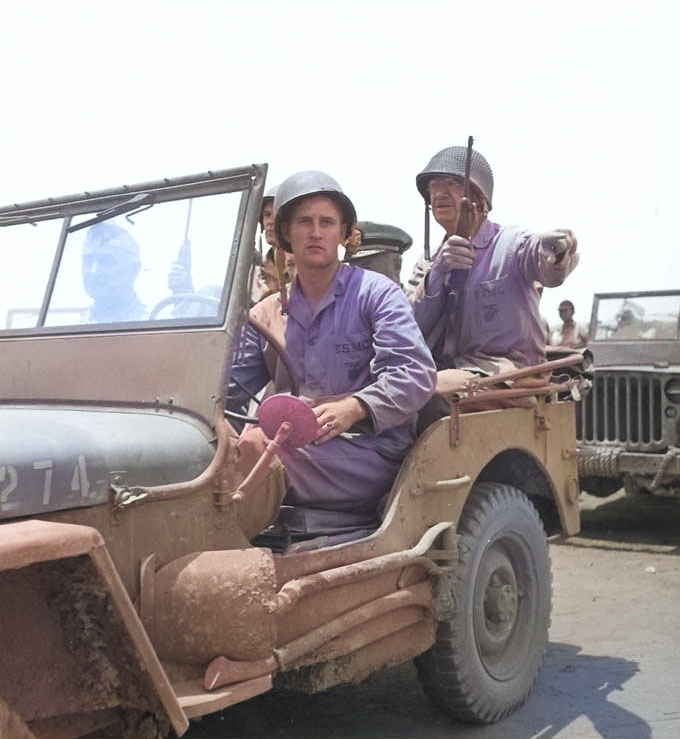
[67,192,155,232]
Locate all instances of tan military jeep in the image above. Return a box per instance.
[0,165,583,738]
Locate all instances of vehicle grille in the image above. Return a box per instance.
[577,373,663,448]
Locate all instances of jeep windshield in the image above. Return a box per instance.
[0,166,265,332]
[590,290,680,341]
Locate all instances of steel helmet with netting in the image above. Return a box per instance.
[416,146,494,210]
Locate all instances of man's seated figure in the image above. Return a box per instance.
[226,171,437,553]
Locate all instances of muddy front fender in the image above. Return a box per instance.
[0,519,189,738]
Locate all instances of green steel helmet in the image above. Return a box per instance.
[274,171,357,253]
[416,145,494,210]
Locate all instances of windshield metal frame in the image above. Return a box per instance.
[0,166,265,337]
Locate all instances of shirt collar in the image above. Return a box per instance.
[438,219,499,251]
[287,262,351,322]
[332,262,352,296]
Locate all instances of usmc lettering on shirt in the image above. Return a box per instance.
[335,338,372,354]
[474,280,507,300]
[334,335,372,383]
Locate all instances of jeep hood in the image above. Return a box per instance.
[0,406,215,520]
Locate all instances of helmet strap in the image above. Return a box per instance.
[424,202,431,261]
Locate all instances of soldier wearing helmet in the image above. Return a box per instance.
[409,143,579,380]
[252,184,295,303]
[227,170,437,551]
[260,184,278,249]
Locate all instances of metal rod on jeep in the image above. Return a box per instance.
[470,352,588,388]
[273,521,453,615]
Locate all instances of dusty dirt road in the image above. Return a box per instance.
[188,492,680,739]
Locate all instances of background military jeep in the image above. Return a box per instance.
[577,289,680,498]
[1,165,582,738]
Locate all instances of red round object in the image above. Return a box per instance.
[257,394,321,448]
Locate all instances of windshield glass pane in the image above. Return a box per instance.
[593,293,680,340]
[1,188,244,331]
[0,220,63,329]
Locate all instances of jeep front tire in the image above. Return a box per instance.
[416,482,551,723]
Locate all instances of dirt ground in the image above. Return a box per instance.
[187,491,680,739]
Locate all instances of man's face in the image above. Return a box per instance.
[427,175,485,237]
[82,241,140,302]
[352,252,401,283]
[619,309,634,325]
[261,200,277,247]
[258,258,279,292]
[282,195,345,270]
[558,303,574,321]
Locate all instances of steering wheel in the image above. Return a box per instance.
[148,293,220,320]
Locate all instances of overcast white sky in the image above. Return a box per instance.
[1,0,678,329]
